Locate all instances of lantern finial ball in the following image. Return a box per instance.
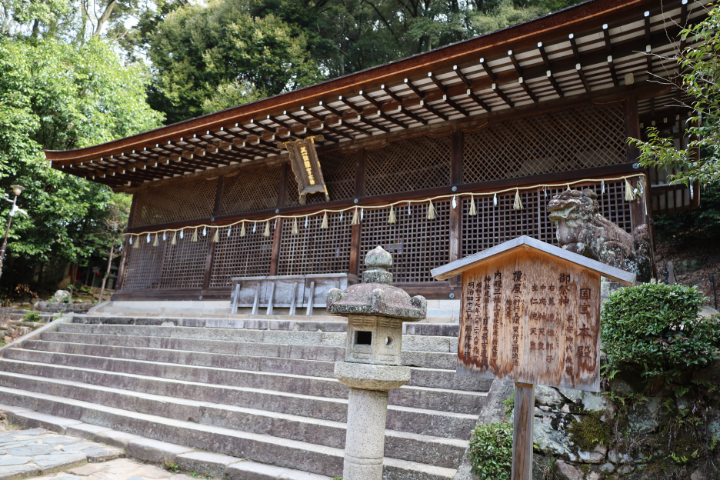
[10,185,24,197]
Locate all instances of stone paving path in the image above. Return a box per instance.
[0,428,194,480]
[29,459,196,480]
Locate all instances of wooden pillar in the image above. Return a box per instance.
[270,163,289,275]
[349,149,366,276]
[449,130,464,289]
[116,194,138,292]
[511,383,535,480]
[202,176,225,294]
[115,239,129,292]
[624,95,645,231]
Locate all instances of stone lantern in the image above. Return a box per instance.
[327,246,426,480]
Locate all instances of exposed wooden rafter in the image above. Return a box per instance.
[45,0,700,187]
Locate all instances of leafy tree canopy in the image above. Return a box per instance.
[140,0,585,122]
[632,6,720,187]
[146,0,321,121]
[0,35,163,287]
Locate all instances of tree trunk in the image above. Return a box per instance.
[94,0,117,36]
[98,244,114,302]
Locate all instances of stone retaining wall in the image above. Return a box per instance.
[455,362,720,480]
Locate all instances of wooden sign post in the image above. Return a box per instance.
[431,236,635,480]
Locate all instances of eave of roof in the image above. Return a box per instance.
[45,0,652,164]
[47,0,699,189]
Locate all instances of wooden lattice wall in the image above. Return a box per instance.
[359,201,451,283]
[364,135,451,197]
[157,229,211,289]
[463,104,626,184]
[118,102,640,297]
[131,176,219,228]
[120,237,165,290]
[121,229,211,290]
[209,224,274,287]
[277,213,353,276]
[461,181,632,258]
[220,165,282,216]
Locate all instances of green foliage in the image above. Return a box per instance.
[146,0,321,121]
[201,80,266,116]
[631,4,720,186]
[141,0,586,122]
[566,413,611,451]
[654,182,720,241]
[22,311,40,322]
[0,36,161,287]
[601,283,720,383]
[670,449,699,465]
[468,422,512,480]
[164,461,179,472]
[0,0,70,37]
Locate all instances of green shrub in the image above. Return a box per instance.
[601,283,720,382]
[468,422,512,480]
[22,311,40,322]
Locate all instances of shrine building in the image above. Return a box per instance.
[46,0,700,306]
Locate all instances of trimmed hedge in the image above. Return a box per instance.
[601,283,720,382]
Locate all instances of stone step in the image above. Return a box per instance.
[23,340,489,392]
[74,315,348,331]
[0,371,467,468]
[0,386,456,479]
[1,349,483,414]
[55,323,458,353]
[73,315,461,337]
[0,357,478,439]
[41,331,457,370]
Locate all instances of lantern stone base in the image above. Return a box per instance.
[334,362,410,391]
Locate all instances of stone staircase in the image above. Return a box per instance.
[0,314,490,479]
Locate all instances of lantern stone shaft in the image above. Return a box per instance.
[327,246,427,480]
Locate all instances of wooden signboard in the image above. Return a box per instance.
[431,236,635,480]
[279,136,329,204]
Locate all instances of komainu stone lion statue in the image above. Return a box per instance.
[547,189,652,283]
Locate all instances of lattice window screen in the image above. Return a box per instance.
[285,150,357,206]
[364,136,451,197]
[463,104,626,184]
[359,201,451,283]
[461,181,632,258]
[157,229,211,289]
[120,236,165,290]
[131,177,219,228]
[220,165,282,215]
[277,214,353,276]
[209,224,274,287]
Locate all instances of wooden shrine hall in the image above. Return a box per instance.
[46,0,702,303]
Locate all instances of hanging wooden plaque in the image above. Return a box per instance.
[279,136,328,204]
[431,236,635,392]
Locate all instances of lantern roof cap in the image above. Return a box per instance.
[327,246,427,321]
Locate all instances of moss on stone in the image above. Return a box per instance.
[567,412,612,451]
